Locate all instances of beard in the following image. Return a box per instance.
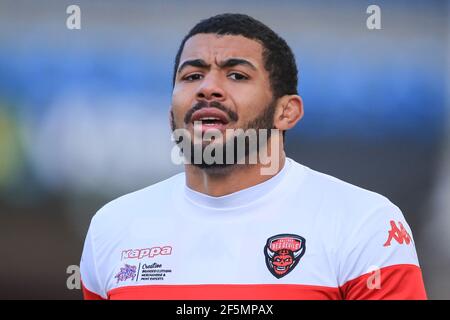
[171,99,277,173]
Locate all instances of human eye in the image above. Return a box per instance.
[183,73,203,82]
[228,72,249,81]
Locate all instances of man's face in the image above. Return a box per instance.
[170,34,276,167]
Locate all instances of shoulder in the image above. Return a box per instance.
[290,163,421,287]
[89,172,185,230]
[289,160,408,249]
[296,162,399,222]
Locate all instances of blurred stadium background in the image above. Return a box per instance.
[0,0,449,299]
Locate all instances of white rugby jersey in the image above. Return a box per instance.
[80,158,427,300]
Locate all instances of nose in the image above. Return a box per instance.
[196,73,226,101]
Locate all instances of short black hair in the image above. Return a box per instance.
[172,13,298,100]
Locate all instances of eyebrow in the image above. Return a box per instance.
[177,58,257,75]
[218,58,257,71]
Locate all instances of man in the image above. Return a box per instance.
[80,13,427,300]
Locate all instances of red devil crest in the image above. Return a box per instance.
[264,234,306,279]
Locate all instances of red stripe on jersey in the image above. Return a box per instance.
[86,264,426,300]
[82,282,106,300]
[339,264,427,300]
[107,284,342,300]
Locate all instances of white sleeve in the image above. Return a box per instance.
[80,222,106,299]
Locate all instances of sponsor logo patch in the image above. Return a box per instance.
[114,264,137,283]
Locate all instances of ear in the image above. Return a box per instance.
[273,95,304,131]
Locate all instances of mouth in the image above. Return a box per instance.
[275,266,286,271]
[190,108,231,132]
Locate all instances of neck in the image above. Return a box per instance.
[185,147,286,197]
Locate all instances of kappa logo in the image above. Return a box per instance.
[383,220,412,247]
[121,246,172,260]
[264,234,306,279]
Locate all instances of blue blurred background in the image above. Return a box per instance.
[0,0,449,299]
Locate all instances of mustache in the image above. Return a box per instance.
[184,100,239,125]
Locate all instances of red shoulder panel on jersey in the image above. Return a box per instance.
[339,264,427,300]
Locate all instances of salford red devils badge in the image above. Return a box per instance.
[264,234,306,279]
